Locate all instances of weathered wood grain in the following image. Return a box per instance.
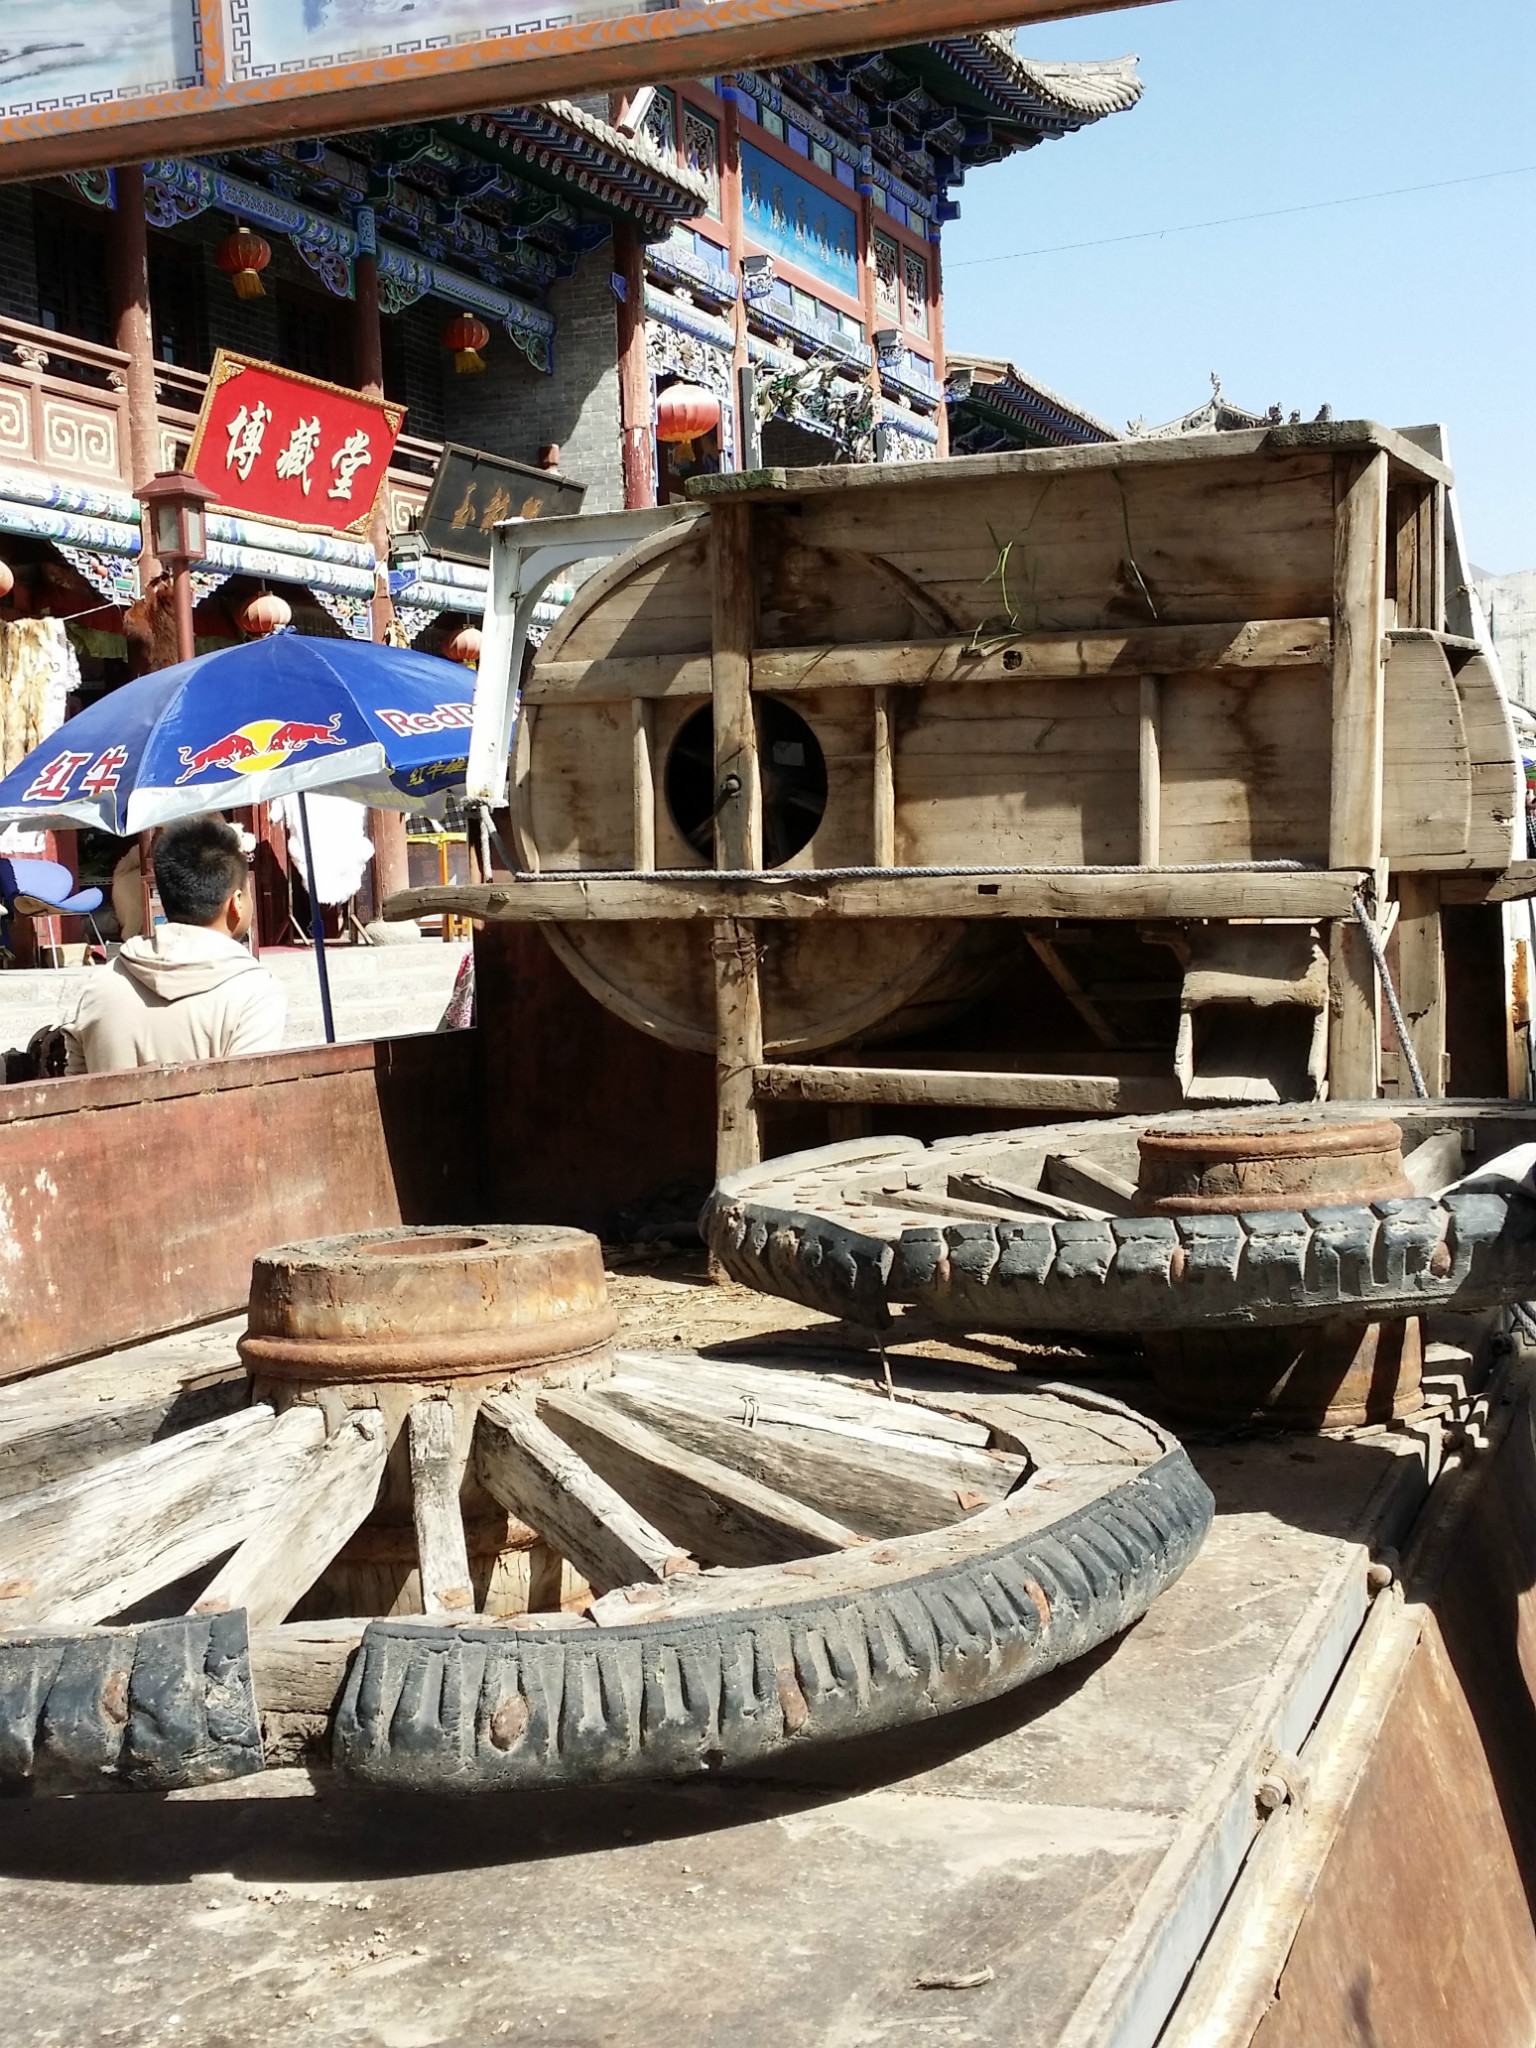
[526,619,1334,702]
[388,868,1372,927]
[475,1394,693,1594]
[756,1064,1181,1114]
[408,1399,475,1616]
[0,1405,324,1630]
[537,1388,859,1567]
[193,1409,387,1631]
[599,1380,1021,1540]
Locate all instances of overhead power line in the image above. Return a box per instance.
[948,163,1536,269]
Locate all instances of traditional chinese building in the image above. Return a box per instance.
[943,352,1117,454]
[0,36,1139,937]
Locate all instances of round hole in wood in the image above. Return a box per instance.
[664,696,828,867]
[358,1233,494,1258]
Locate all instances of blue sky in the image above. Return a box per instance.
[940,0,1536,571]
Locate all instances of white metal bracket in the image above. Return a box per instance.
[466,503,702,807]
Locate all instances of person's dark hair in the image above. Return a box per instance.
[151,816,247,927]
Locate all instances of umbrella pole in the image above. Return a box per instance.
[296,791,336,1046]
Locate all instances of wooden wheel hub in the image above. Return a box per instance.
[239,1224,618,1385]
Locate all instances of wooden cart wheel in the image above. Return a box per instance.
[0,1226,1211,1796]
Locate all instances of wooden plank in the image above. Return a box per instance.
[1382,633,1472,864]
[612,1349,995,1447]
[709,500,760,872]
[1139,675,1163,867]
[1452,648,1522,869]
[756,1065,1181,1113]
[1025,932,1120,1049]
[1044,1151,1141,1215]
[389,868,1374,928]
[608,1368,1021,1485]
[872,685,896,867]
[528,620,1334,701]
[1328,912,1380,1102]
[599,1384,1016,1539]
[1160,669,1332,865]
[0,1372,246,1504]
[0,1405,324,1630]
[536,1388,860,1567]
[194,1409,387,1631]
[631,698,656,872]
[714,917,763,1180]
[408,1399,475,1616]
[249,1619,368,1715]
[1328,453,1389,1097]
[1330,451,1390,871]
[689,421,1451,497]
[892,673,1140,866]
[1401,1126,1463,1195]
[948,1170,1111,1222]
[1395,874,1448,1096]
[1457,863,1536,904]
[475,1393,693,1595]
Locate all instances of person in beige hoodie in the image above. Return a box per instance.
[65,815,286,1073]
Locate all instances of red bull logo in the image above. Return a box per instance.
[177,713,345,785]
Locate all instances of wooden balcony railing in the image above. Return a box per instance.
[0,317,440,537]
[0,315,132,493]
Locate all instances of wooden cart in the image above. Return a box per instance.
[396,421,1532,1177]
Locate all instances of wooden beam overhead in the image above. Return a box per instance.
[0,0,1164,183]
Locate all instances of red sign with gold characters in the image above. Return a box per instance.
[185,351,404,537]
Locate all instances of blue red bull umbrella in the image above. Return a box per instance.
[0,634,474,835]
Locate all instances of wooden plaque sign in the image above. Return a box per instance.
[0,0,1156,180]
[185,351,404,536]
[418,446,587,568]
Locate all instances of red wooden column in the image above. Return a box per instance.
[613,221,654,510]
[106,165,161,514]
[719,93,749,472]
[106,187,167,949]
[928,228,949,460]
[353,230,410,912]
[857,185,883,442]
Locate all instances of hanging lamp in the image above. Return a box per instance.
[655,382,721,463]
[215,225,272,301]
[238,591,292,638]
[443,314,491,375]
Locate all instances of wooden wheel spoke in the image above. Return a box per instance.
[0,1405,323,1630]
[536,1388,858,1568]
[0,1372,246,1506]
[194,1409,388,1631]
[599,1368,1026,1539]
[475,1394,693,1596]
[408,1398,475,1615]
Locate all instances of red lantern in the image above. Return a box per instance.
[238,591,292,638]
[215,224,272,301]
[444,624,482,668]
[655,382,721,463]
[443,314,491,375]
[0,559,14,602]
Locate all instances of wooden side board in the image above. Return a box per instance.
[0,1033,478,1381]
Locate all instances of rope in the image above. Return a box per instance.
[1352,888,1428,1099]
